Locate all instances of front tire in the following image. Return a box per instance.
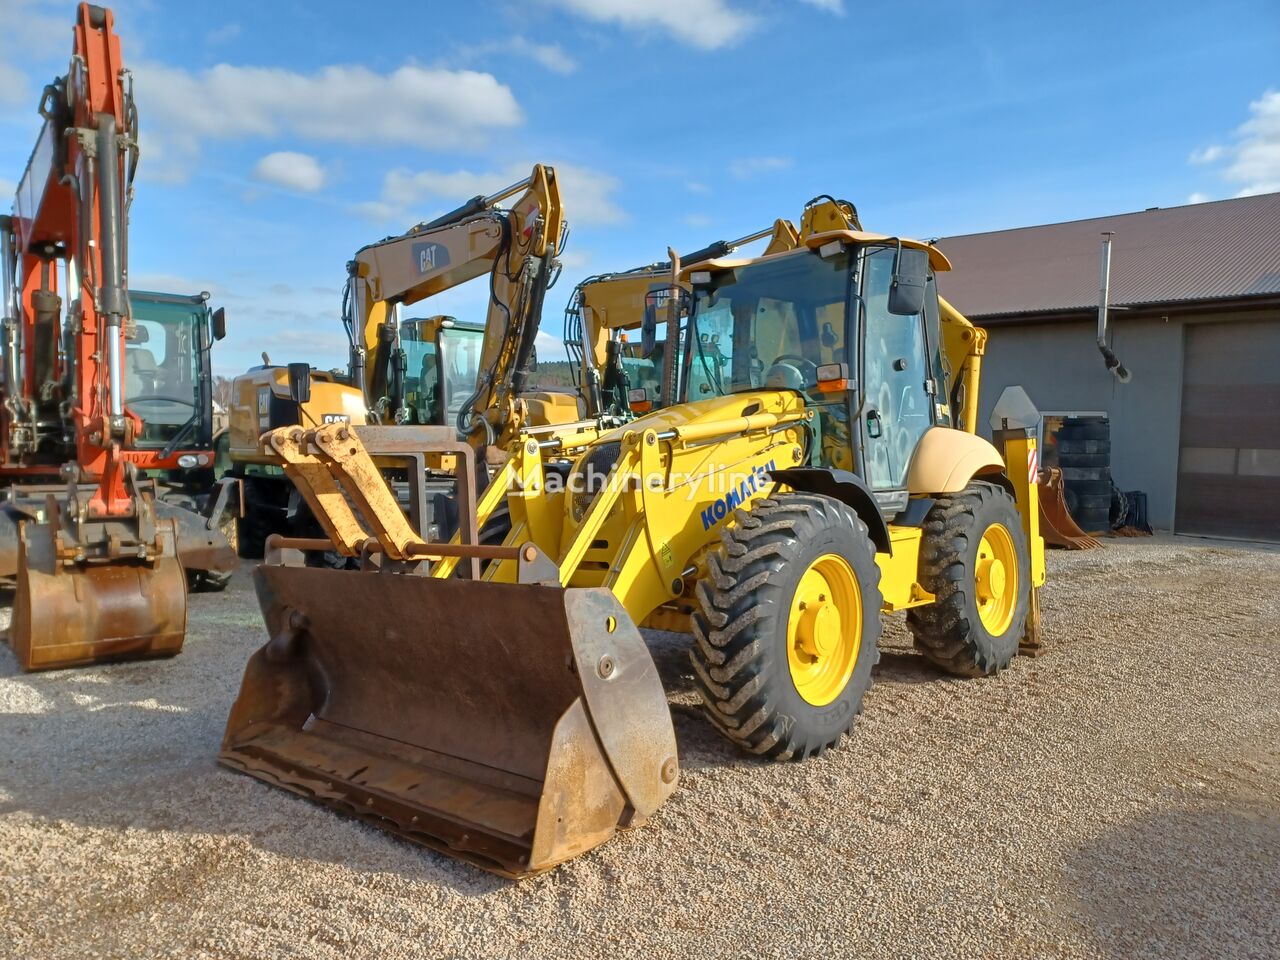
[907,481,1030,676]
[691,493,883,760]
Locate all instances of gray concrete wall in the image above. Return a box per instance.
[975,307,1276,531]
[977,317,1180,529]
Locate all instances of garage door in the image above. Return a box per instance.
[1176,320,1280,540]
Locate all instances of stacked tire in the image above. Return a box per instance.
[1056,416,1112,533]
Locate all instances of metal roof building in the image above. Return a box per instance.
[936,193,1280,541]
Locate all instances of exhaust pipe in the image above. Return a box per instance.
[1097,232,1131,383]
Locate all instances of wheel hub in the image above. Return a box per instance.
[976,555,1007,602]
[796,599,842,659]
[786,555,862,707]
[975,522,1018,636]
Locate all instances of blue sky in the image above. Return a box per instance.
[2,0,1277,374]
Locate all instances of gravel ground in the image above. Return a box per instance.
[1,535,1277,960]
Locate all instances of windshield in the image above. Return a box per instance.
[126,294,204,447]
[685,249,849,400]
[401,324,483,427]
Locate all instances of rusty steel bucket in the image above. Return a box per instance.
[10,517,187,672]
[1039,468,1102,550]
[220,563,679,878]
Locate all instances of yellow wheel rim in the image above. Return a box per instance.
[786,553,862,707]
[975,522,1018,636]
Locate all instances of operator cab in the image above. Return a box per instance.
[380,316,483,431]
[683,236,950,514]
[125,290,223,451]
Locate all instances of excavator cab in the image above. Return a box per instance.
[394,316,484,429]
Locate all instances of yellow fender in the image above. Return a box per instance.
[906,426,1006,495]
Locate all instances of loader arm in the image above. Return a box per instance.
[346,164,563,447]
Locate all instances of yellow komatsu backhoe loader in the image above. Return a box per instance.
[221,197,1046,878]
[226,165,578,554]
[564,219,799,418]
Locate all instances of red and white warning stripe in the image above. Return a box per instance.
[1028,446,1039,485]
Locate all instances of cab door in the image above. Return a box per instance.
[858,246,936,495]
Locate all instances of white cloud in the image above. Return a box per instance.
[365,160,626,226]
[523,43,577,74]
[0,61,28,107]
[1188,90,1280,198]
[684,213,711,227]
[728,155,792,180]
[253,151,326,192]
[207,23,242,44]
[1189,145,1224,165]
[1186,192,1210,204]
[685,181,709,193]
[798,0,845,13]
[455,36,577,75]
[351,199,401,222]
[131,62,523,182]
[558,249,593,270]
[0,0,70,57]
[551,0,757,50]
[0,0,74,106]
[129,272,218,297]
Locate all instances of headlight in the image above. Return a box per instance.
[177,454,198,469]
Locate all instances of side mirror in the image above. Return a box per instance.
[528,343,539,372]
[888,246,930,316]
[287,362,312,405]
[212,307,227,341]
[640,303,658,357]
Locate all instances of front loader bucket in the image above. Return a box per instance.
[220,564,679,878]
[10,519,187,672]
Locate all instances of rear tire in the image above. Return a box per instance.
[1057,438,1110,458]
[480,502,512,546]
[1056,452,1109,469]
[907,481,1030,677]
[235,507,270,560]
[1057,420,1109,442]
[691,493,883,760]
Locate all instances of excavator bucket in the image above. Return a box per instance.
[220,561,679,878]
[1039,468,1102,550]
[10,515,187,671]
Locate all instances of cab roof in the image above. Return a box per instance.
[678,230,951,280]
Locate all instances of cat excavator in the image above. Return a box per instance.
[226,164,580,552]
[0,4,235,671]
[222,195,1046,878]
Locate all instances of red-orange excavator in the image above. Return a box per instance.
[0,3,235,671]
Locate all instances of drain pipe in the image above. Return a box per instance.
[1097,231,1131,382]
